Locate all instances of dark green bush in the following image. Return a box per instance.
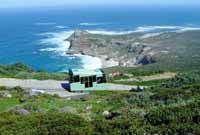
[161,71,200,88]
[145,100,200,134]
[0,112,92,135]
[0,86,7,91]
[92,118,137,135]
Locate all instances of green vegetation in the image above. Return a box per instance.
[109,71,200,87]
[0,71,200,134]
[0,61,200,134]
[160,71,200,88]
[105,66,165,77]
[0,112,91,135]
[0,63,67,80]
[111,79,170,86]
[103,31,200,77]
[0,98,19,112]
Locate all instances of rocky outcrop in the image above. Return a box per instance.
[0,91,12,98]
[128,44,146,54]
[102,110,121,119]
[135,55,156,65]
[14,108,30,115]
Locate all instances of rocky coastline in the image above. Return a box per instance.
[65,30,157,68]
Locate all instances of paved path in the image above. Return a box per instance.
[0,78,86,98]
[107,83,137,91]
[0,78,67,90]
[0,78,137,97]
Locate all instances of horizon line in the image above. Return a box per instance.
[1,3,200,9]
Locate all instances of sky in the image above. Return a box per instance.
[0,0,200,8]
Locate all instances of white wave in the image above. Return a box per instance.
[80,23,98,26]
[38,30,102,69]
[39,31,74,56]
[79,22,107,26]
[40,48,61,52]
[67,54,102,69]
[134,26,182,32]
[35,22,56,26]
[134,25,200,33]
[80,55,102,69]
[178,27,200,32]
[140,33,162,39]
[86,30,134,35]
[85,26,200,36]
[55,25,68,29]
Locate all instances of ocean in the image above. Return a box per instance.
[0,6,200,72]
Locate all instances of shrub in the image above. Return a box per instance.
[145,100,200,134]
[14,71,31,79]
[0,86,7,91]
[160,71,200,88]
[0,112,92,135]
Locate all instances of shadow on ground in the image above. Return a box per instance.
[61,83,71,91]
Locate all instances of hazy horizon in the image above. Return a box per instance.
[0,0,200,9]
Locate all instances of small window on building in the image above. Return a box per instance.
[89,76,93,87]
[103,74,107,83]
[85,82,89,88]
[92,75,97,82]
[69,74,73,83]
[81,77,85,84]
[85,77,89,88]
[73,75,80,83]
[84,76,93,88]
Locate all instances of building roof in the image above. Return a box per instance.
[69,69,104,76]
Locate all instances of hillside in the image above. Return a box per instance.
[0,71,200,134]
[0,64,200,134]
[66,30,200,71]
[0,30,200,134]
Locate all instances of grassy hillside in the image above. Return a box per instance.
[0,71,200,134]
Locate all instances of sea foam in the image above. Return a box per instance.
[82,55,102,69]
[35,22,56,26]
[86,26,200,35]
[38,30,102,69]
[178,27,200,32]
[134,25,200,33]
[86,30,134,35]
[79,22,108,26]
[39,31,74,56]
[55,25,68,29]
[73,54,102,69]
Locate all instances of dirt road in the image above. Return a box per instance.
[116,72,176,82]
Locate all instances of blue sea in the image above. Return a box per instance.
[0,6,200,72]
